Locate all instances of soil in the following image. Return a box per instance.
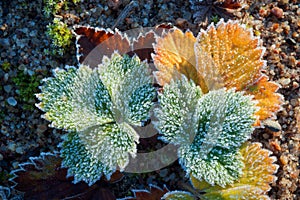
[0,0,299,199]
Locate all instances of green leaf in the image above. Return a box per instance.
[36,65,113,131]
[60,132,112,186]
[154,76,202,145]
[162,191,195,200]
[155,77,257,186]
[78,122,139,171]
[191,142,278,200]
[99,53,156,125]
[37,53,155,185]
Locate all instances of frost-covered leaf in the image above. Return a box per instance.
[36,65,114,131]
[73,26,129,67]
[191,142,278,200]
[9,152,116,199]
[37,52,155,185]
[162,191,195,200]
[195,19,265,91]
[179,145,244,188]
[79,122,139,171]
[155,77,256,186]
[195,20,283,123]
[245,75,283,126]
[74,25,172,67]
[152,28,207,90]
[121,184,169,200]
[154,76,202,145]
[60,132,113,186]
[153,20,282,125]
[99,53,156,126]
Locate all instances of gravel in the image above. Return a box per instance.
[0,0,299,199]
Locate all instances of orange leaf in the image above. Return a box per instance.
[195,20,265,91]
[153,20,283,125]
[152,28,208,91]
[190,142,278,200]
[245,75,284,126]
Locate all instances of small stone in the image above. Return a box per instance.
[0,38,10,48]
[271,7,284,19]
[292,81,299,89]
[8,142,16,152]
[279,78,291,87]
[6,97,17,106]
[290,99,299,107]
[0,153,3,161]
[12,162,19,169]
[37,124,48,134]
[108,0,122,10]
[270,140,282,151]
[159,169,168,178]
[9,51,16,57]
[16,146,24,154]
[264,119,282,132]
[280,154,288,165]
[131,22,139,29]
[3,85,12,93]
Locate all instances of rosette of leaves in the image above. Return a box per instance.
[36,52,156,186]
[119,143,278,199]
[161,142,278,200]
[154,76,256,187]
[153,19,283,127]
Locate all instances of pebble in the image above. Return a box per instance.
[279,78,291,87]
[16,146,24,154]
[0,38,10,48]
[6,97,17,106]
[0,153,3,161]
[159,168,168,178]
[280,154,289,165]
[264,119,282,132]
[271,7,284,19]
[8,142,16,152]
[3,85,12,93]
[12,161,19,169]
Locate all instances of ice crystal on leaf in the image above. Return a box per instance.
[154,77,256,186]
[99,53,155,125]
[190,142,278,200]
[153,20,283,126]
[159,143,278,200]
[36,52,155,185]
[60,132,112,186]
[162,190,195,200]
[36,65,114,131]
[154,76,202,145]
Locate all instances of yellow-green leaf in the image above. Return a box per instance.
[191,142,278,200]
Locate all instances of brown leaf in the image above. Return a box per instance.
[123,185,169,200]
[74,24,172,68]
[10,152,116,200]
[74,26,130,68]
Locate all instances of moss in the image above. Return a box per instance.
[46,18,73,56]
[0,171,13,185]
[211,15,220,24]
[1,61,11,72]
[12,71,41,110]
[43,0,81,17]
